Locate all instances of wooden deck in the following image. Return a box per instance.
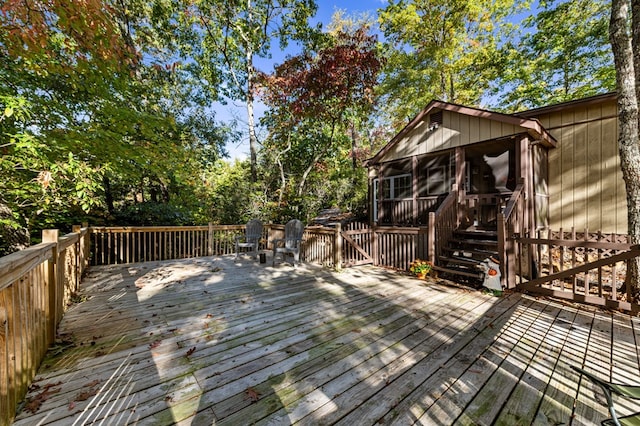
[12,256,640,425]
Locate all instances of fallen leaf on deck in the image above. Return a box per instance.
[75,386,99,401]
[24,383,61,413]
[245,387,261,402]
[68,401,76,410]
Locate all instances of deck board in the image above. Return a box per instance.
[12,256,640,425]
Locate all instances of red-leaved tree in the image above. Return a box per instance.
[259,26,383,206]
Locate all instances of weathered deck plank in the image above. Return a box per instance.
[12,256,639,425]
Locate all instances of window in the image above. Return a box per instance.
[373,174,412,221]
[376,174,412,200]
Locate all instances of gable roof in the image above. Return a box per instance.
[366,100,557,166]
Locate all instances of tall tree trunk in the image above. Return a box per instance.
[247,64,258,183]
[610,0,640,297]
[246,0,258,183]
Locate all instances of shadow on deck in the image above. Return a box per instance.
[13,256,640,425]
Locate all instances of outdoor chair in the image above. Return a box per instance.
[234,219,263,260]
[272,219,304,266]
[572,365,640,426]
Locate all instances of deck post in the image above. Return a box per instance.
[372,224,378,266]
[497,214,509,288]
[81,222,89,273]
[334,223,342,270]
[428,212,436,265]
[72,225,81,293]
[207,222,213,256]
[42,229,59,345]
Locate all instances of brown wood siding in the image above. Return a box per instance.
[536,99,626,234]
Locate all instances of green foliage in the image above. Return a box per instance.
[193,159,275,224]
[0,0,228,253]
[494,0,614,111]
[378,0,519,121]
[257,22,385,221]
[114,202,193,226]
[0,0,622,256]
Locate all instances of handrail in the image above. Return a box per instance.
[429,188,459,265]
[502,181,525,221]
[434,190,457,215]
[497,180,526,288]
[516,233,640,312]
[0,226,91,425]
[0,242,56,291]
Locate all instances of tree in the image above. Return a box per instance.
[496,0,615,111]
[169,0,319,182]
[0,0,229,252]
[0,0,135,251]
[378,0,517,123]
[258,25,384,218]
[609,0,640,297]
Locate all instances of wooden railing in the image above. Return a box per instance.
[497,181,526,288]
[0,225,90,425]
[378,197,441,226]
[374,226,428,270]
[428,188,459,265]
[462,192,512,227]
[515,229,640,312]
[90,224,339,268]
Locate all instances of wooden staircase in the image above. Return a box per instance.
[433,227,499,285]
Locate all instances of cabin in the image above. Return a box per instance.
[366,93,627,285]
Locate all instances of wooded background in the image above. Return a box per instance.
[0,0,617,255]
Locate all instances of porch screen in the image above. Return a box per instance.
[418,152,453,196]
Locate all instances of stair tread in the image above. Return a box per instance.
[439,255,485,266]
[432,265,483,279]
[443,246,498,255]
[455,229,498,237]
[449,238,498,246]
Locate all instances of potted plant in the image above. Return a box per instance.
[409,259,432,279]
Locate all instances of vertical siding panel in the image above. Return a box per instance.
[442,111,452,150]
[573,107,588,230]
[561,110,575,230]
[601,101,620,233]
[490,118,502,139]
[449,110,460,148]
[479,118,491,141]
[587,105,603,231]
[459,114,470,145]
[548,112,563,229]
[431,111,444,152]
[537,113,551,128]
[469,116,481,143]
